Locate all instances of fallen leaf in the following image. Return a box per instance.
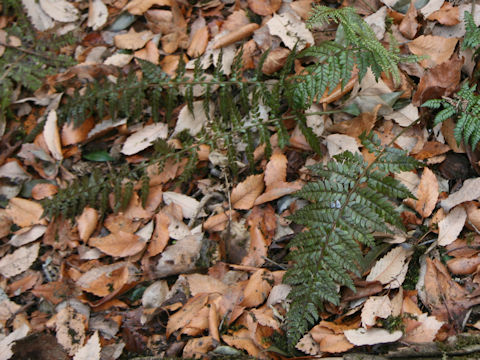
[366,246,412,288]
[262,47,291,75]
[148,212,169,256]
[327,106,380,139]
[187,26,209,58]
[121,123,168,155]
[9,225,46,247]
[89,231,145,257]
[364,6,387,40]
[407,35,458,68]
[125,0,171,15]
[440,177,480,212]
[174,101,214,136]
[134,40,159,64]
[31,183,58,200]
[420,0,444,17]
[77,262,138,297]
[222,328,261,358]
[163,191,204,219]
[114,29,154,50]
[39,0,79,22]
[77,207,99,242]
[241,206,275,267]
[254,181,303,205]
[248,0,282,16]
[447,256,480,275]
[0,242,39,278]
[0,324,29,360]
[166,293,209,338]
[73,331,101,360]
[412,55,463,105]
[412,141,450,160]
[183,336,214,358]
[231,174,264,210]
[142,280,169,308]
[427,2,460,25]
[240,269,274,308]
[438,206,467,246]
[344,328,402,345]
[186,273,229,296]
[361,295,392,328]
[21,0,54,31]
[414,167,439,218]
[53,306,86,356]
[403,313,443,343]
[87,0,108,30]
[399,2,419,39]
[296,333,321,355]
[213,23,260,49]
[267,12,314,50]
[326,134,360,157]
[264,150,287,188]
[44,110,63,161]
[384,104,419,127]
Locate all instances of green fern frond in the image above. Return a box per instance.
[284,132,423,345]
[422,82,480,148]
[462,11,480,53]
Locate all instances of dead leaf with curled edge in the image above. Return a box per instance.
[222,328,261,358]
[361,295,392,328]
[52,306,87,356]
[366,246,413,288]
[407,35,458,68]
[89,231,145,257]
[427,2,460,25]
[240,269,274,308]
[399,2,419,39]
[125,0,171,16]
[248,0,282,16]
[0,242,40,278]
[440,177,480,212]
[73,331,101,360]
[438,206,466,246]
[166,293,209,338]
[344,328,402,346]
[411,167,438,218]
[77,207,99,242]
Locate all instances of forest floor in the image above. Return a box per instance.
[2,0,480,359]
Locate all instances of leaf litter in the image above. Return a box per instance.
[3,0,480,359]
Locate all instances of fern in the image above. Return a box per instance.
[41,6,418,219]
[289,6,417,109]
[422,82,480,148]
[462,11,480,54]
[284,132,422,345]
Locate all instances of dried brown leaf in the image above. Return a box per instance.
[231,174,264,210]
[407,35,458,68]
[89,231,145,257]
[414,167,439,218]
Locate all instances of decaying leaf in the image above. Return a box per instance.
[89,231,145,257]
[407,35,458,68]
[121,123,168,155]
[73,331,101,360]
[267,12,314,50]
[53,306,87,356]
[361,295,392,328]
[344,328,402,346]
[413,167,439,218]
[87,0,108,30]
[438,206,467,246]
[0,242,40,278]
[366,246,412,288]
[231,174,264,210]
[440,177,480,212]
[39,0,79,22]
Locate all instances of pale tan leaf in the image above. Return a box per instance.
[104,53,134,67]
[248,0,281,15]
[366,246,412,288]
[254,181,303,205]
[420,0,444,17]
[39,0,79,22]
[440,178,480,212]
[148,212,169,257]
[121,122,168,155]
[87,0,108,30]
[142,280,169,308]
[319,334,354,353]
[384,104,419,127]
[44,110,63,161]
[73,331,101,360]
[134,40,159,64]
[0,242,39,278]
[407,35,458,68]
[9,225,46,247]
[222,328,261,358]
[174,101,214,136]
[267,12,314,50]
[414,168,439,218]
[231,174,264,210]
[77,207,99,242]
[31,183,58,200]
[163,191,203,219]
[344,328,402,346]
[438,206,467,246]
[21,0,54,31]
[183,336,214,358]
[364,6,387,40]
[361,295,392,328]
[187,26,209,58]
[186,273,229,296]
[326,134,360,157]
[54,306,86,356]
[89,231,145,257]
[114,29,154,50]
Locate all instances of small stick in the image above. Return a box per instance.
[213,23,260,49]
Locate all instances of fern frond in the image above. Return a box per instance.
[422,83,480,148]
[463,11,480,52]
[284,132,423,346]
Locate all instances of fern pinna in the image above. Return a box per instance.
[284,132,422,345]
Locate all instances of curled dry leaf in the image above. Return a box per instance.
[89,231,145,257]
[366,246,412,288]
[163,191,204,219]
[183,336,214,358]
[21,0,54,31]
[166,293,209,338]
[125,0,171,15]
[399,2,419,39]
[187,26,209,58]
[267,12,314,50]
[344,328,402,346]
[134,40,159,64]
[440,177,480,212]
[427,3,460,25]
[231,174,264,210]
[213,23,260,49]
[438,206,467,246]
[447,256,480,275]
[148,212,169,257]
[0,242,39,278]
[62,117,94,146]
[262,47,290,75]
[402,313,443,343]
[222,328,261,358]
[31,183,58,200]
[0,324,29,360]
[9,225,46,247]
[407,35,458,68]
[77,207,99,242]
